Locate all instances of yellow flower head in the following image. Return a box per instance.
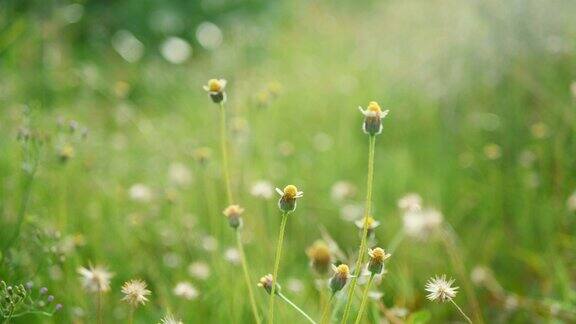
[368,247,390,263]
[367,101,382,113]
[208,79,224,92]
[355,216,381,230]
[334,264,350,279]
[283,185,299,199]
[223,204,244,218]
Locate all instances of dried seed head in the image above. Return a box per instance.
[306,240,332,275]
[77,264,114,293]
[257,274,280,295]
[329,264,351,294]
[367,247,391,275]
[203,78,227,103]
[223,204,244,229]
[275,185,303,213]
[358,101,389,136]
[121,279,151,307]
[425,275,459,302]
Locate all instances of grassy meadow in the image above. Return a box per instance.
[1,0,576,323]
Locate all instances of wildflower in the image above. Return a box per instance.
[129,184,153,203]
[275,185,303,213]
[567,191,576,212]
[121,279,151,307]
[223,204,244,229]
[287,278,304,294]
[397,193,422,212]
[168,162,193,187]
[329,264,351,294]
[355,216,381,237]
[330,181,356,202]
[367,247,391,275]
[77,265,113,293]
[425,275,458,302]
[358,101,389,136]
[203,78,227,103]
[306,240,332,275]
[159,313,183,324]
[224,247,241,265]
[188,261,211,280]
[58,143,75,162]
[484,143,501,160]
[402,208,443,239]
[173,281,199,300]
[257,274,280,295]
[250,180,274,199]
[340,204,363,221]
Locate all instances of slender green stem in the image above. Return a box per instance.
[97,291,103,324]
[268,212,288,323]
[450,299,473,324]
[278,293,317,324]
[237,230,262,324]
[354,274,375,324]
[320,294,335,324]
[342,135,376,324]
[128,306,134,324]
[219,102,233,204]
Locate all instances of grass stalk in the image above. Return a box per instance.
[354,274,375,324]
[268,212,288,323]
[236,230,262,324]
[450,299,473,324]
[278,292,317,324]
[341,135,377,323]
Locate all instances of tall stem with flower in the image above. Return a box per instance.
[341,102,389,324]
[204,78,261,324]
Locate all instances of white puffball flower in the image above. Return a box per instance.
[173,281,199,300]
[112,30,144,63]
[160,37,191,64]
[196,22,223,50]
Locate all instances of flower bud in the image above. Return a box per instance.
[203,79,227,104]
[257,274,280,295]
[223,204,244,229]
[275,185,303,214]
[367,247,391,275]
[358,101,389,136]
[306,240,332,275]
[329,264,350,294]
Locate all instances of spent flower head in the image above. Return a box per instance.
[425,275,459,302]
[367,247,391,275]
[257,274,280,295]
[159,313,183,324]
[275,185,303,213]
[329,264,351,294]
[77,264,114,293]
[121,279,151,307]
[203,78,227,103]
[223,204,244,229]
[358,101,389,136]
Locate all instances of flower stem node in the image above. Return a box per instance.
[367,247,391,275]
[203,79,227,103]
[276,185,303,214]
[223,204,244,229]
[258,274,281,295]
[329,264,351,294]
[358,101,389,136]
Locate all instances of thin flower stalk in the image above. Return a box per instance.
[341,134,377,323]
[219,101,233,204]
[278,292,317,324]
[320,294,335,324]
[354,274,375,324]
[450,299,473,324]
[268,212,288,323]
[236,230,262,324]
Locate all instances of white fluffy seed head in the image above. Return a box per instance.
[425,275,458,302]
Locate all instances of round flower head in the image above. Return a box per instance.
[160,313,183,324]
[355,216,381,237]
[306,240,332,275]
[329,264,351,294]
[275,185,303,213]
[425,275,459,302]
[223,204,244,229]
[367,247,391,275]
[121,279,151,307]
[77,264,114,293]
[203,78,227,103]
[358,101,389,136]
[257,274,280,295]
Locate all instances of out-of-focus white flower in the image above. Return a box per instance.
[250,180,274,199]
[112,30,144,63]
[287,278,304,294]
[163,252,181,268]
[188,261,211,280]
[397,193,422,212]
[224,247,241,265]
[160,37,191,64]
[340,204,363,221]
[570,81,576,99]
[567,191,576,212]
[425,275,458,302]
[77,265,114,293]
[389,307,409,318]
[168,162,192,187]
[129,184,153,202]
[59,3,84,24]
[313,133,333,152]
[173,281,199,300]
[331,181,356,202]
[201,235,218,252]
[484,143,501,160]
[196,22,223,50]
[402,208,443,239]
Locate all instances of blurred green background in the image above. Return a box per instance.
[1,0,576,322]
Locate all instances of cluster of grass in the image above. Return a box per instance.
[1,0,576,322]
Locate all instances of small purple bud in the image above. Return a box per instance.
[55,303,63,311]
[25,281,33,290]
[47,295,54,303]
[39,287,48,294]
